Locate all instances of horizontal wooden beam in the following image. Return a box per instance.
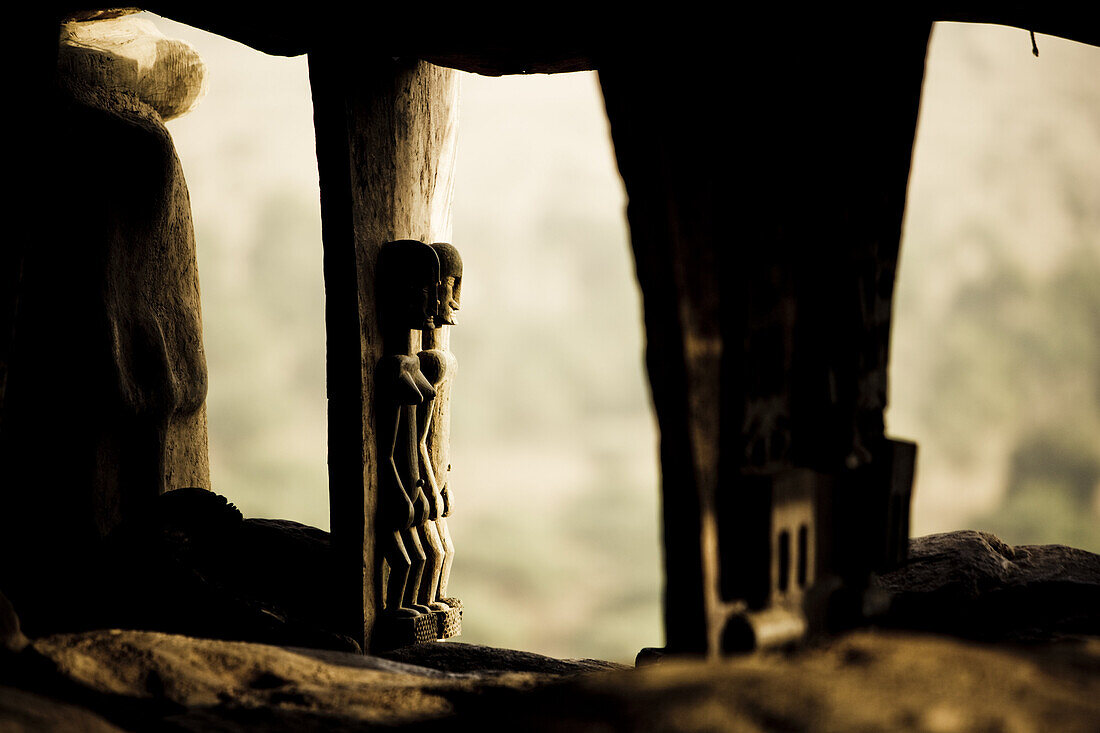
[51,6,1099,67]
[934,3,1100,48]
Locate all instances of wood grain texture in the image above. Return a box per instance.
[59,15,208,122]
[310,54,457,651]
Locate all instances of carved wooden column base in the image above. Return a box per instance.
[436,602,462,639]
[377,604,461,649]
[433,603,459,638]
[383,613,438,647]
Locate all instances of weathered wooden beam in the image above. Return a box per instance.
[74,5,603,64]
[419,52,592,77]
[58,14,208,121]
[309,54,457,652]
[55,4,1099,62]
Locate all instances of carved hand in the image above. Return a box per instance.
[411,481,430,525]
[428,487,444,521]
[441,484,453,517]
[394,492,415,530]
[387,456,416,530]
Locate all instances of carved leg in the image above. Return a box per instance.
[384,531,418,618]
[417,522,446,610]
[380,530,439,648]
[436,518,458,607]
[431,518,461,638]
[400,527,431,614]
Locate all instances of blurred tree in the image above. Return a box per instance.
[966,250,1100,551]
[890,24,1100,549]
[199,191,328,529]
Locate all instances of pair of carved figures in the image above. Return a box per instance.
[377,240,462,643]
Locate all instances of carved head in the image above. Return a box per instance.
[430,242,462,326]
[378,240,440,331]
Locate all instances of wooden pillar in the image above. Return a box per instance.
[309,55,457,652]
[602,14,931,656]
[601,61,723,655]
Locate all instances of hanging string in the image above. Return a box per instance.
[1030,30,1039,57]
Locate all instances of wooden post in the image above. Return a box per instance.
[601,60,723,656]
[602,14,931,656]
[309,54,457,652]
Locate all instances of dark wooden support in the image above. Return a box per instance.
[60,4,1094,63]
[2,8,61,436]
[310,54,457,652]
[603,13,933,656]
[601,58,724,656]
[2,10,213,634]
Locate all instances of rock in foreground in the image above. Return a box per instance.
[3,531,1098,730]
[1,627,1097,732]
[876,530,1100,640]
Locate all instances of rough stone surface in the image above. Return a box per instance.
[78,489,357,653]
[382,642,625,676]
[473,633,1100,733]
[876,531,1100,640]
[1,627,1097,731]
[0,686,125,733]
[7,496,1097,731]
[2,629,545,730]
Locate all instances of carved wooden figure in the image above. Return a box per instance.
[376,240,438,644]
[375,239,461,646]
[418,242,462,634]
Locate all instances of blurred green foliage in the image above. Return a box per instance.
[890,23,1100,551]
[196,193,329,529]
[958,250,1100,550]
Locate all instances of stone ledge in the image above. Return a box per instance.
[875,531,1100,640]
[3,530,1098,730]
[381,641,625,676]
[1,627,1096,731]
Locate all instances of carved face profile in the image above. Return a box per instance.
[378,240,441,331]
[430,242,462,326]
